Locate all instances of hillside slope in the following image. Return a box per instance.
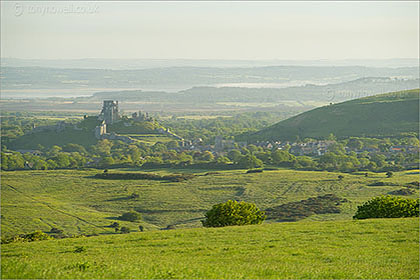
[240,89,419,141]
[2,218,418,279]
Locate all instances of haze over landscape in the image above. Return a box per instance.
[0,1,419,279]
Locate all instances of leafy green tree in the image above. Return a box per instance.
[216,156,230,164]
[120,227,130,234]
[353,196,419,219]
[237,154,263,169]
[51,153,71,169]
[200,151,215,162]
[271,150,295,166]
[166,140,180,150]
[119,211,142,222]
[386,171,394,178]
[227,150,242,163]
[202,200,266,227]
[347,138,364,150]
[99,156,114,168]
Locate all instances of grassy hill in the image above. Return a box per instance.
[7,116,168,149]
[1,168,418,237]
[239,89,419,141]
[1,218,418,279]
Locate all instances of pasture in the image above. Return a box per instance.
[1,168,418,237]
[1,218,418,279]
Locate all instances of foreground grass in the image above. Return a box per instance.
[1,169,418,236]
[1,218,419,279]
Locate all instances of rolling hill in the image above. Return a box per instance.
[239,89,419,141]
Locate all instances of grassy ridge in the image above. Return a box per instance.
[1,168,418,236]
[241,89,419,141]
[1,218,418,279]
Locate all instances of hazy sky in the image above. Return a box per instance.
[1,1,419,60]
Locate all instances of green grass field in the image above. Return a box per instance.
[1,168,418,237]
[1,218,418,279]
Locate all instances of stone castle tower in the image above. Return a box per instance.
[99,100,120,124]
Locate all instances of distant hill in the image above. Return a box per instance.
[239,89,420,141]
[90,77,420,104]
[7,117,165,150]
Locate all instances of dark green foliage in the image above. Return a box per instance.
[237,154,263,169]
[265,194,348,222]
[119,212,142,222]
[388,188,416,196]
[130,193,140,199]
[74,246,86,253]
[386,171,394,178]
[353,196,419,219]
[1,230,52,244]
[338,175,344,181]
[120,227,130,234]
[109,222,120,228]
[50,227,64,234]
[139,225,144,232]
[94,172,195,182]
[246,169,263,174]
[202,200,266,227]
[368,181,399,186]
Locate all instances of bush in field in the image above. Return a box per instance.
[119,211,142,222]
[1,230,52,244]
[120,227,130,234]
[202,200,266,227]
[353,196,419,219]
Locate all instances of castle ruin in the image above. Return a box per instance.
[99,100,120,124]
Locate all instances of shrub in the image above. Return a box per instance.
[109,222,120,228]
[386,171,394,178]
[246,169,263,174]
[130,192,140,199]
[119,211,142,222]
[50,227,64,234]
[74,246,86,253]
[202,200,266,227]
[353,196,419,219]
[120,227,130,234]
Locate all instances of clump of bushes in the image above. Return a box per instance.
[246,169,263,174]
[120,227,130,234]
[353,196,419,219]
[118,211,142,222]
[388,188,415,196]
[202,200,266,227]
[1,230,52,244]
[94,172,195,182]
[265,194,348,222]
[368,181,399,187]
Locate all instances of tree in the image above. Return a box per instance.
[120,227,130,234]
[271,150,295,166]
[237,154,263,169]
[227,150,242,163]
[202,200,266,227]
[119,211,142,222]
[338,175,344,181]
[386,171,394,178]
[52,153,71,169]
[200,151,215,162]
[99,156,114,168]
[353,196,419,219]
